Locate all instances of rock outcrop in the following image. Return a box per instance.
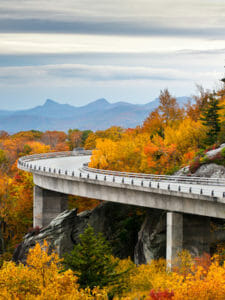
[134,211,166,264]
[13,202,147,264]
[193,163,225,178]
[206,144,225,158]
[14,202,221,265]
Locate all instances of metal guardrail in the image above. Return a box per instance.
[17,151,225,198]
[18,150,92,163]
[81,164,225,186]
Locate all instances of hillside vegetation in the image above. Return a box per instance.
[1,86,225,299]
[89,87,225,175]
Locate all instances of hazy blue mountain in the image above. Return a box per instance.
[0,97,190,133]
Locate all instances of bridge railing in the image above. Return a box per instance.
[17,151,225,197]
[81,164,225,186]
[18,150,92,164]
[18,151,225,186]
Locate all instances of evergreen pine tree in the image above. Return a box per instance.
[63,225,126,289]
[200,94,221,145]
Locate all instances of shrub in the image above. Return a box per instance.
[149,289,174,300]
[199,155,209,164]
[189,157,201,173]
[221,147,225,158]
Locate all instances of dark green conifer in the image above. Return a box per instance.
[63,225,128,290]
[200,94,221,145]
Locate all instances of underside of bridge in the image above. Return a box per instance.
[34,185,211,266]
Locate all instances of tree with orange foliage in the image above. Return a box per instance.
[164,118,206,155]
[186,85,211,121]
[158,89,184,125]
[142,109,164,138]
[143,135,180,174]
[41,131,67,149]
[67,129,83,150]
[84,126,123,150]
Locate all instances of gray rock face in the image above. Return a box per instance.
[13,209,82,263]
[206,144,225,158]
[13,202,146,264]
[134,211,166,264]
[193,163,225,178]
[174,166,190,176]
[134,213,212,264]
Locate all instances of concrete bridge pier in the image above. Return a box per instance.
[166,212,183,268]
[166,212,211,268]
[33,185,68,228]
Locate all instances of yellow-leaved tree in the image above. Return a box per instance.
[0,241,107,300]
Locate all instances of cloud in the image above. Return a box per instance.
[0,0,224,38]
[1,33,225,56]
[0,0,224,109]
[0,63,220,87]
[0,18,224,40]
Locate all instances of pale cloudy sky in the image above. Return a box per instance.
[0,0,225,109]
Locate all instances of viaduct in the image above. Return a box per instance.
[18,150,225,265]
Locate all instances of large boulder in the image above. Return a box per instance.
[194,163,225,178]
[13,202,146,264]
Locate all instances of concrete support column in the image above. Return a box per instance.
[166,212,183,267]
[33,185,68,228]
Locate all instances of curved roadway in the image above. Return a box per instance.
[18,152,225,199]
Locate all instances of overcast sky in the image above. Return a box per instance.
[0,0,225,109]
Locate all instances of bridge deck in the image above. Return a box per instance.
[24,154,225,199]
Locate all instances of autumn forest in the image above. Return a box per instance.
[1,86,225,299]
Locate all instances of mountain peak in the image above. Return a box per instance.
[87,98,109,106]
[44,99,59,106]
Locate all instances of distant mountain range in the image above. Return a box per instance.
[0,97,190,133]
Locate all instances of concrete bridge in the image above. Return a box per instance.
[18,150,225,264]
